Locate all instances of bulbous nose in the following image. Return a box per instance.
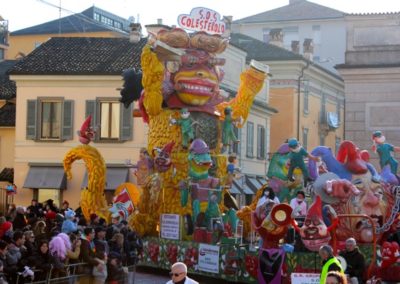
[363,190,379,207]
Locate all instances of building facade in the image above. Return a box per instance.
[337,12,400,169]
[231,0,346,74]
[230,33,345,156]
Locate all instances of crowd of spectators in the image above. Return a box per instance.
[0,199,143,283]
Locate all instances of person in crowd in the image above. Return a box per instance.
[13,207,27,231]
[61,209,78,234]
[290,190,307,217]
[60,200,72,216]
[94,226,109,256]
[256,186,280,209]
[339,238,365,284]
[109,233,127,266]
[66,233,81,265]
[90,214,100,227]
[92,250,107,284]
[80,227,103,284]
[125,231,143,266]
[30,239,51,281]
[6,230,26,283]
[325,271,348,284]
[319,245,344,284]
[49,236,67,278]
[166,262,199,284]
[106,216,121,241]
[106,252,125,284]
[0,217,12,239]
[23,231,36,257]
[6,204,16,222]
[33,220,47,242]
[0,240,11,282]
[27,199,42,218]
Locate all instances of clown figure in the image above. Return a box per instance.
[170,108,197,149]
[287,138,320,186]
[372,130,400,175]
[222,106,240,151]
[62,209,77,234]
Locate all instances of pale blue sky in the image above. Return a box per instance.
[2,0,399,32]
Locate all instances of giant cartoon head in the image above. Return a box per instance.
[153,142,175,173]
[298,196,335,251]
[154,28,227,111]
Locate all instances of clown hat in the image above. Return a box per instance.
[307,195,323,220]
[162,141,175,154]
[288,138,299,149]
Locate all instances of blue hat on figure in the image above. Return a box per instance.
[288,138,299,149]
[372,131,382,138]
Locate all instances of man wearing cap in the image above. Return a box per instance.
[166,262,198,284]
[319,245,344,284]
[287,138,320,186]
[372,130,400,175]
[339,238,365,284]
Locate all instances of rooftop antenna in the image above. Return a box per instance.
[137,14,140,23]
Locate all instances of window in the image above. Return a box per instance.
[94,13,100,21]
[36,188,62,207]
[335,136,341,155]
[302,128,309,150]
[0,48,3,60]
[114,21,122,29]
[320,134,325,146]
[86,99,133,142]
[336,99,341,122]
[312,25,321,44]
[26,98,74,141]
[257,125,266,159]
[303,80,309,114]
[41,101,62,139]
[320,94,326,123]
[262,28,270,44]
[283,26,299,50]
[246,122,254,158]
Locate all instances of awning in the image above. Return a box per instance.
[23,166,66,189]
[257,176,268,187]
[229,181,242,195]
[81,167,129,190]
[233,179,254,195]
[246,175,262,192]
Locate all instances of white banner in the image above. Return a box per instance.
[198,244,220,273]
[160,214,180,240]
[291,273,320,284]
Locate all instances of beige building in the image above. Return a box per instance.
[337,12,400,169]
[230,33,345,156]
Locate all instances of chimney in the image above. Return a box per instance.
[222,15,233,38]
[157,18,163,25]
[269,29,283,48]
[303,38,314,61]
[291,40,299,54]
[129,23,142,43]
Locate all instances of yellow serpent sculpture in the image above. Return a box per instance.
[63,144,111,223]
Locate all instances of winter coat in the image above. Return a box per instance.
[339,247,366,279]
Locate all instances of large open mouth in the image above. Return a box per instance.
[176,80,216,97]
[355,214,383,229]
[302,236,331,251]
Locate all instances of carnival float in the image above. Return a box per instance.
[62,7,400,284]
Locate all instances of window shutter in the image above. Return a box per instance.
[85,100,98,141]
[26,100,37,140]
[62,100,74,140]
[120,103,133,141]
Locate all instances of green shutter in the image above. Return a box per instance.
[120,103,133,141]
[26,100,37,140]
[85,100,98,141]
[62,100,74,140]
